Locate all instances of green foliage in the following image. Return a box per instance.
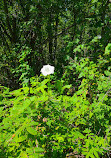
[0,44,111,157]
[17,48,33,87]
[0,0,111,88]
[0,1,111,157]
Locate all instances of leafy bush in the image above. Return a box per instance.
[0,45,111,158]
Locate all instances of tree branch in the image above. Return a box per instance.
[0,20,12,41]
[3,0,13,38]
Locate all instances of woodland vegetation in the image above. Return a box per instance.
[0,0,111,158]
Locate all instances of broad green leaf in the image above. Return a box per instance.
[58,136,64,142]
[14,136,26,143]
[89,153,95,158]
[26,127,37,135]
[62,84,72,92]
[92,0,98,3]
[104,70,111,77]
[105,43,111,55]
[89,111,93,118]
[26,148,33,155]
[83,128,91,133]
[30,96,37,102]
[78,72,85,78]
[94,150,99,158]
[86,153,90,158]
[34,147,44,153]
[29,155,38,158]
[20,151,28,158]
[41,79,49,86]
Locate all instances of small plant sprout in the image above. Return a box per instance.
[40,64,55,76]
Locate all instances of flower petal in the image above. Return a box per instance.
[40,65,55,76]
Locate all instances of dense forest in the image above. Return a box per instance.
[0,0,111,158]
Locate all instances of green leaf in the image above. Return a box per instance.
[75,38,80,44]
[55,80,63,92]
[104,70,111,77]
[89,153,95,158]
[34,147,44,153]
[105,43,111,55]
[30,96,37,102]
[58,136,64,142]
[78,72,85,78]
[86,153,90,158]
[83,128,91,133]
[89,111,93,118]
[62,84,72,92]
[26,148,33,155]
[20,151,28,158]
[46,120,52,127]
[93,150,99,158]
[14,136,26,143]
[92,0,98,3]
[26,127,37,135]
[41,79,49,86]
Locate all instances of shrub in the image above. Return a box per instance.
[0,45,111,158]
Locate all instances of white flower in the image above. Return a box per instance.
[40,64,55,76]
[97,35,101,39]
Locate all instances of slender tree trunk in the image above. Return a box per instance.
[70,5,76,57]
[3,0,13,36]
[0,27,10,53]
[3,0,17,43]
[54,15,59,65]
[101,0,109,37]
[47,10,53,64]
